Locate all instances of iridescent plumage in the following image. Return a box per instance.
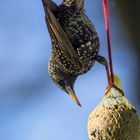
[42,0,108,106]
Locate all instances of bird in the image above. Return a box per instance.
[42,0,113,106]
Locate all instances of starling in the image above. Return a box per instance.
[42,0,111,106]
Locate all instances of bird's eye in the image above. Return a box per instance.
[59,80,66,87]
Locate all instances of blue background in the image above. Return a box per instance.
[0,0,139,140]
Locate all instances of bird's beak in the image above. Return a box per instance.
[65,86,81,107]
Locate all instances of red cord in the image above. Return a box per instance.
[103,0,114,84]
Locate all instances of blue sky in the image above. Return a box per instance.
[0,0,139,140]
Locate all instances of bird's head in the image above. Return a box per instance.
[51,72,81,107]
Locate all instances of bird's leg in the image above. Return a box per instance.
[95,55,111,86]
[95,55,124,96]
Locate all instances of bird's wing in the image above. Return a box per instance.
[45,7,81,68]
[42,0,59,13]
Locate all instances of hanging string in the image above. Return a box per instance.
[103,0,114,84]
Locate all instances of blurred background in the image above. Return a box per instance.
[0,0,139,140]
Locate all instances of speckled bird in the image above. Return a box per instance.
[42,0,111,106]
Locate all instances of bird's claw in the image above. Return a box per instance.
[105,83,124,96]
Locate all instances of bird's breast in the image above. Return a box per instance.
[61,13,100,74]
[54,9,100,74]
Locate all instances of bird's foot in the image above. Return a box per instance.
[105,83,124,96]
